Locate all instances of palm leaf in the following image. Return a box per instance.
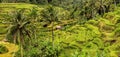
[19,21,30,29]
[6,25,19,42]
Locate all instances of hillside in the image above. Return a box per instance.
[52,10,120,57]
[0,3,120,57]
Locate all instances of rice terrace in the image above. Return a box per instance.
[0,0,120,57]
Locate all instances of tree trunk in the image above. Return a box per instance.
[114,0,117,7]
[52,22,54,57]
[18,30,23,57]
[20,44,23,57]
[13,33,17,44]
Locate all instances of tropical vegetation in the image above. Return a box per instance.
[0,0,120,57]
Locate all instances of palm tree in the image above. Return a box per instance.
[29,7,38,43]
[6,9,33,57]
[40,5,59,57]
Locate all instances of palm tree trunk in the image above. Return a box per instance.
[100,0,105,16]
[13,33,16,44]
[18,30,23,57]
[114,0,117,8]
[52,22,54,57]
[20,44,23,57]
[12,32,17,57]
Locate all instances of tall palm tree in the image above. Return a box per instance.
[40,5,59,57]
[6,9,33,57]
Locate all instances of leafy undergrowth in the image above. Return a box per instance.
[0,41,18,57]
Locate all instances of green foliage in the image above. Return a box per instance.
[86,20,98,26]
[0,44,8,54]
[1,1,120,57]
[85,24,101,36]
[40,5,59,23]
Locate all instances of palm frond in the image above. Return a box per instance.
[19,21,30,29]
